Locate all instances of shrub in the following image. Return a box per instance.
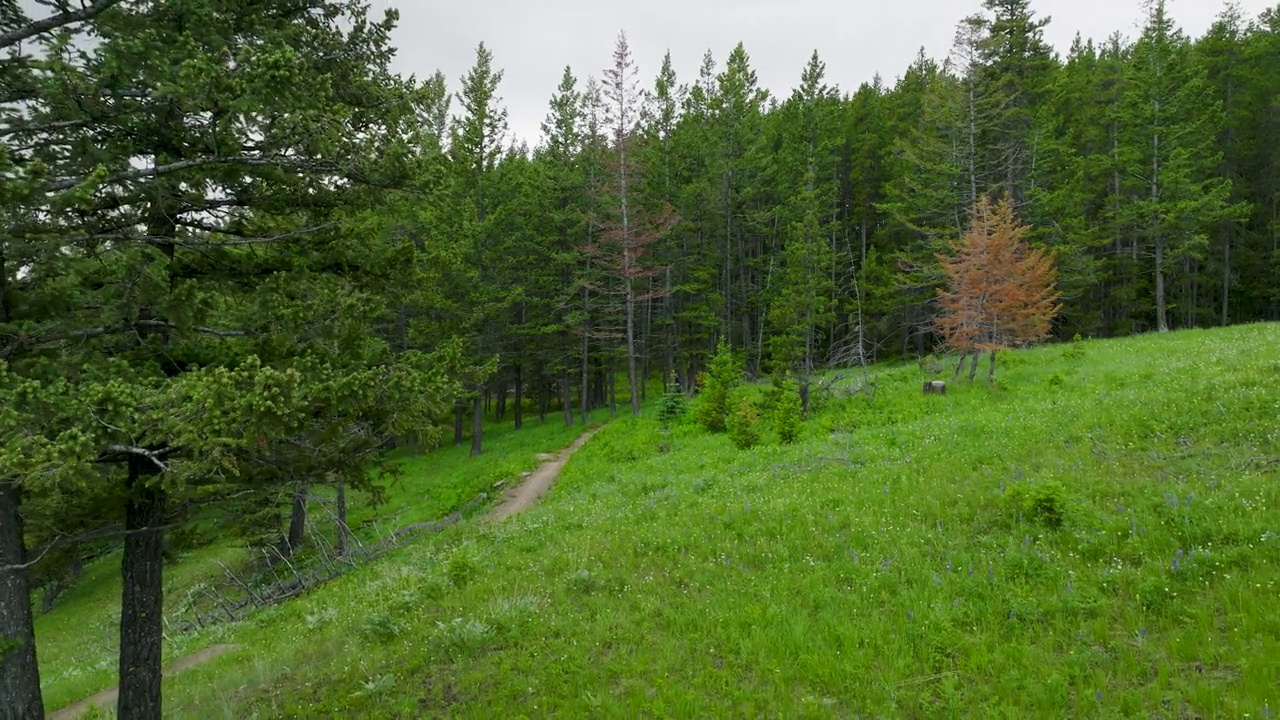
[1006,479,1068,529]
[726,394,761,450]
[361,611,408,642]
[765,376,803,444]
[657,390,688,429]
[694,340,743,432]
[1064,334,1086,360]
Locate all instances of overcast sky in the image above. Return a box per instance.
[372,0,1271,146]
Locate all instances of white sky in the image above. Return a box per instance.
[373,0,1273,146]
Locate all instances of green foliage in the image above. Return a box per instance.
[657,390,688,429]
[1063,335,1087,361]
[31,324,1280,718]
[1005,479,1069,529]
[764,376,804,444]
[725,394,761,450]
[361,613,408,643]
[774,393,803,445]
[694,340,744,432]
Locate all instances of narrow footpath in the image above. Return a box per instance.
[488,427,600,521]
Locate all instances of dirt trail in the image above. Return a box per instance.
[488,427,600,521]
[49,644,237,720]
[52,431,597,718]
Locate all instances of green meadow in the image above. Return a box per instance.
[42,324,1280,717]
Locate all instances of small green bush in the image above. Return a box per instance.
[361,611,408,642]
[765,376,803,444]
[1006,479,1069,529]
[726,394,761,450]
[1064,334,1087,360]
[694,340,744,433]
[657,390,688,429]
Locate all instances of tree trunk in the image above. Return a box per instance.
[1153,125,1169,333]
[538,376,549,424]
[0,482,43,720]
[609,364,618,416]
[514,365,524,430]
[283,483,308,557]
[953,352,969,380]
[470,391,483,457]
[495,386,506,423]
[335,480,350,558]
[580,329,590,425]
[1155,235,1168,332]
[967,351,980,382]
[987,350,997,383]
[626,279,641,416]
[1221,233,1230,327]
[562,371,574,427]
[664,265,675,393]
[453,400,464,446]
[118,459,165,720]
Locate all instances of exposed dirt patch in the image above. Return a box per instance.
[49,644,237,720]
[488,428,600,521]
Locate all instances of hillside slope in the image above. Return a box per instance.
[58,325,1280,717]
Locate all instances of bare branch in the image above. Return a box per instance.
[100,444,170,471]
[45,156,328,192]
[0,0,125,51]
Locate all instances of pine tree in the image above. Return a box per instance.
[936,197,1060,381]
[764,51,839,410]
[593,32,676,416]
[449,42,510,453]
[537,65,587,425]
[977,0,1057,206]
[1118,0,1242,332]
[2,2,463,715]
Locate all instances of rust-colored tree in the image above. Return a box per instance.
[936,196,1060,382]
[584,31,678,416]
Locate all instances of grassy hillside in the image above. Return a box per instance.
[47,325,1280,717]
[36,417,595,714]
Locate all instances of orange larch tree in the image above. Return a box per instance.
[936,196,1061,382]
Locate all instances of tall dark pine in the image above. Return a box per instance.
[977,0,1057,206]
[450,42,510,454]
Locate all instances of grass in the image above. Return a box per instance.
[40,325,1280,717]
[35,405,599,713]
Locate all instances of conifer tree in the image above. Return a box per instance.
[449,42,510,453]
[936,197,1060,381]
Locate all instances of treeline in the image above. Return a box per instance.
[1,0,1278,717]
[429,0,1280,435]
